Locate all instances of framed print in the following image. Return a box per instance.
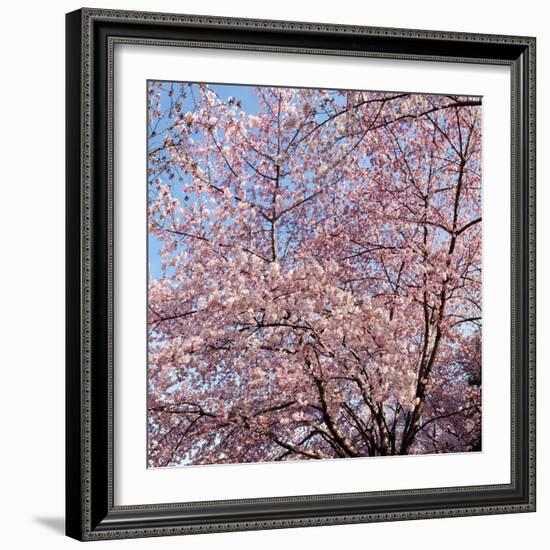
[65,8,536,541]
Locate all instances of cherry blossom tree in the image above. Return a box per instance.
[147,81,482,466]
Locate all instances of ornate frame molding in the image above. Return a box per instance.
[66,8,536,541]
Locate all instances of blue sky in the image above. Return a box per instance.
[148,82,262,280]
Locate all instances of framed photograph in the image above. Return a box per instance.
[66,8,536,541]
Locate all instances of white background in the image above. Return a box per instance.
[116,45,511,505]
[0,0,546,549]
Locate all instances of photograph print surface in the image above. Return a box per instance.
[147,81,482,468]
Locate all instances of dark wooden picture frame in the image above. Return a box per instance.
[66,8,536,541]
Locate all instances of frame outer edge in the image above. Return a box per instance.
[68,8,537,540]
[81,6,534,44]
[527,35,536,512]
[66,8,86,542]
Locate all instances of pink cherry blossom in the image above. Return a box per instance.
[147,82,482,466]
